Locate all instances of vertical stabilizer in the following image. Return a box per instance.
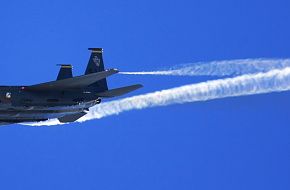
[57,64,73,80]
[85,48,108,92]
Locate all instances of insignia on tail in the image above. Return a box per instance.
[85,48,108,92]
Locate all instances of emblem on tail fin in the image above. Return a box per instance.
[92,55,100,67]
[85,48,108,92]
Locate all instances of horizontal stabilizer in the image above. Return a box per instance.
[27,69,118,91]
[58,112,87,123]
[96,84,143,97]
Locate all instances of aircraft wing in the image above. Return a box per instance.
[96,84,143,97]
[26,69,118,91]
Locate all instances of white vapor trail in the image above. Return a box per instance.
[27,67,290,126]
[120,58,290,76]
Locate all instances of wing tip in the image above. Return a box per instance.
[107,68,119,74]
[133,84,143,89]
[96,84,143,98]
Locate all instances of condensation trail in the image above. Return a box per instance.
[120,58,290,76]
[26,67,290,126]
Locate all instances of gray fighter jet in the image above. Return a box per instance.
[0,48,142,125]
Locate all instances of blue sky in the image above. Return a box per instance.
[0,0,290,189]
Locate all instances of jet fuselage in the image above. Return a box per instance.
[0,86,100,123]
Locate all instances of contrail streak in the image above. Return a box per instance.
[120,58,290,76]
[26,67,290,126]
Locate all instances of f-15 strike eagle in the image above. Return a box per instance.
[0,48,142,126]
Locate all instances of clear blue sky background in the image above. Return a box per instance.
[0,0,290,189]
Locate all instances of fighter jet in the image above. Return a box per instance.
[0,48,142,125]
